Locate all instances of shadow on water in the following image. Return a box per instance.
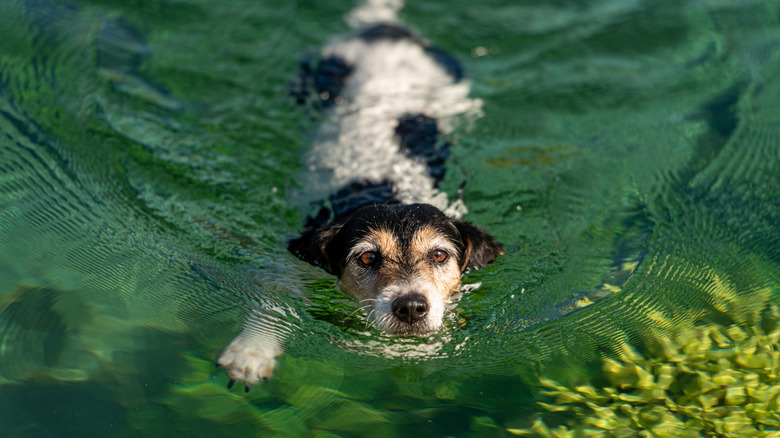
[680,82,746,185]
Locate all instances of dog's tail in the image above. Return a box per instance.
[346,0,404,29]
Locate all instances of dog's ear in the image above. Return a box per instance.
[452,219,503,271]
[288,223,343,276]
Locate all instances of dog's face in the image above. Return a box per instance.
[289,203,502,335]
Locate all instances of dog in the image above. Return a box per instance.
[218,2,502,390]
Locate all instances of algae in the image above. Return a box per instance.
[508,298,780,437]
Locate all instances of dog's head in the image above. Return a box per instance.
[289,203,502,335]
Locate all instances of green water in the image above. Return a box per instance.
[1,0,779,436]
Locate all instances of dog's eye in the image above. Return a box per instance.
[430,250,448,263]
[359,251,377,266]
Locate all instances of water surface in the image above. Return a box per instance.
[1,0,779,436]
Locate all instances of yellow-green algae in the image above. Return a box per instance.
[509,298,780,437]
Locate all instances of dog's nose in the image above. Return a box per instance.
[392,294,429,324]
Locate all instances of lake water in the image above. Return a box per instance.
[1,0,779,436]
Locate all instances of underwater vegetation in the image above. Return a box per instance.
[509,291,780,437]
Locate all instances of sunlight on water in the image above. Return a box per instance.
[1,0,780,436]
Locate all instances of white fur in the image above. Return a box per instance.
[370,279,447,334]
[217,306,291,385]
[346,0,403,28]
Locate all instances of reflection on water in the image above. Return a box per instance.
[1,0,780,436]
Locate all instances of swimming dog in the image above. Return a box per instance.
[218,1,501,389]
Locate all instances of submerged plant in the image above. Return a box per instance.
[509,302,780,437]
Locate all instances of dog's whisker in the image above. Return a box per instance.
[365,307,377,326]
[343,305,367,322]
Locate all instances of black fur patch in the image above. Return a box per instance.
[359,23,414,41]
[395,114,450,186]
[290,55,353,106]
[424,46,464,82]
[329,180,400,220]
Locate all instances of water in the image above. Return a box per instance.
[1,0,779,436]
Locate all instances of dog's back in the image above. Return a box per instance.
[292,22,483,219]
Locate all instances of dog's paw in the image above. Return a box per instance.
[217,338,280,389]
